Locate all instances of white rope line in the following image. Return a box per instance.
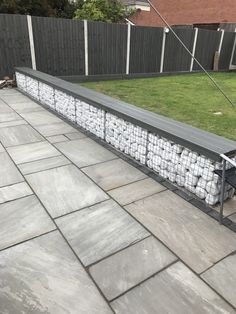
[147,0,235,107]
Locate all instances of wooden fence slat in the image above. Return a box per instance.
[87,21,127,75]
[164,28,195,72]
[31,16,85,76]
[219,31,235,69]
[0,14,31,77]
[129,25,163,74]
[193,29,222,71]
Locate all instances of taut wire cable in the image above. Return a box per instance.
[147,0,235,107]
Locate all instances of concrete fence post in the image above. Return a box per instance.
[229,28,236,69]
[27,15,36,70]
[190,28,198,72]
[84,20,89,76]
[215,30,225,70]
[218,30,225,55]
[126,23,131,75]
[160,28,167,73]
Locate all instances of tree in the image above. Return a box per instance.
[0,0,52,16]
[48,0,84,18]
[0,0,83,18]
[74,0,135,23]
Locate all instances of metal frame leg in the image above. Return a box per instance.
[219,160,226,224]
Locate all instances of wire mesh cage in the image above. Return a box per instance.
[147,132,235,206]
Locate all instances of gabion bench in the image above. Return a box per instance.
[15,67,236,214]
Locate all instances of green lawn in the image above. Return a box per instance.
[81,72,236,141]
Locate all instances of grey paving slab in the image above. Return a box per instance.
[0,124,43,147]
[46,134,69,144]
[0,195,55,250]
[34,121,77,136]
[8,101,44,113]
[83,159,147,191]
[26,164,109,218]
[0,142,4,152]
[0,119,27,128]
[0,182,33,204]
[55,138,117,168]
[125,190,236,274]
[111,261,235,314]
[230,214,236,223]
[21,111,62,126]
[65,132,86,140]
[90,236,177,300]
[215,196,236,222]
[0,88,20,96]
[18,155,71,175]
[0,102,14,113]
[108,177,166,206]
[0,112,22,123]
[0,104,7,112]
[1,94,33,105]
[201,254,236,308]
[0,152,23,187]
[0,231,112,314]
[7,141,61,164]
[56,199,149,266]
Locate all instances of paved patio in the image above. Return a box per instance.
[0,88,236,313]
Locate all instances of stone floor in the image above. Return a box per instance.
[0,88,236,314]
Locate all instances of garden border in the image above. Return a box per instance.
[59,69,228,83]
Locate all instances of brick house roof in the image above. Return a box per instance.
[129,0,236,27]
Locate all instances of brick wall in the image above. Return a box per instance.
[130,0,236,27]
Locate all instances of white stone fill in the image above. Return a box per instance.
[147,132,234,205]
[75,99,105,139]
[26,76,39,100]
[105,113,147,164]
[39,82,55,109]
[16,72,26,90]
[55,90,75,122]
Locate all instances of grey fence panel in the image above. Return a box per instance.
[0,14,31,78]
[232,35,236,65]
[88,21,127,75]
[164,28,195,72]
[219,23,236,32]
[219,32,235,69]
[193,29,221,70]
[233,50,236,65]
[0,13,235,78]
[129,26,163,73]
[32,16,85,76]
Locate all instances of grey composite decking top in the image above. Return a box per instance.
[16,67,236,161]
[1,88,236,313]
